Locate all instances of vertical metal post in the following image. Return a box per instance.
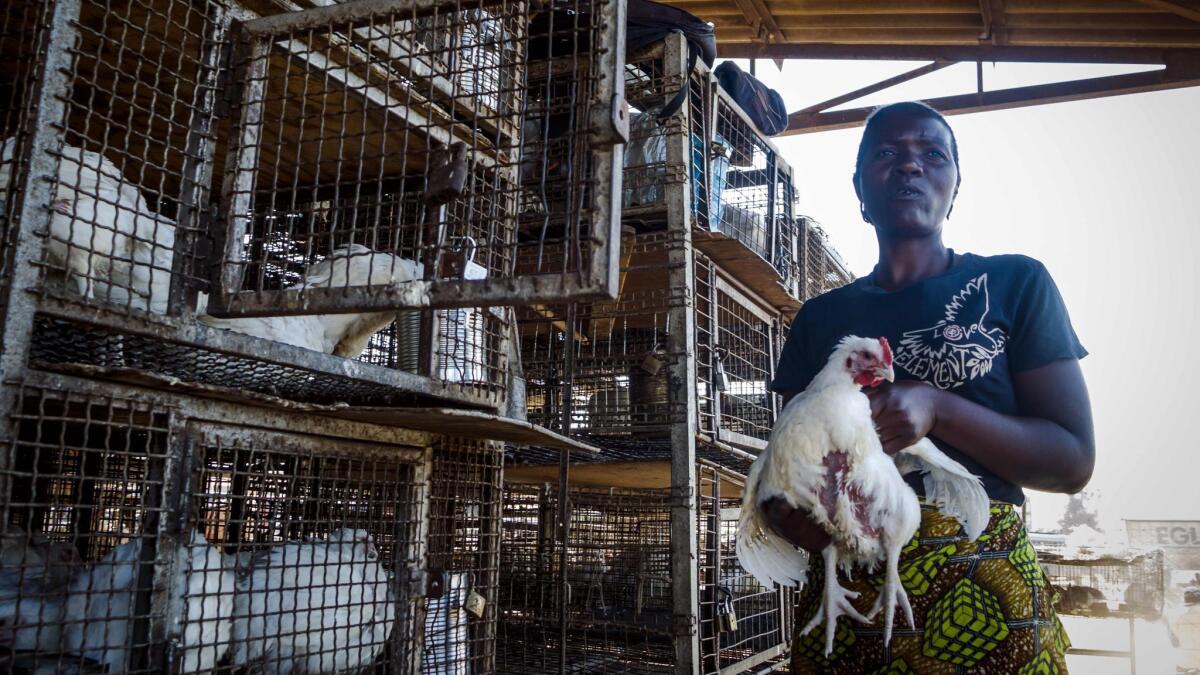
[405,447,434,673]
[705,261,722,442]
[557,301,578,672]
[664,32,701,675]
[1128,615,1137,675]
[0,0,79,391]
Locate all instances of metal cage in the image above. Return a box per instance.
[0,374,510,674]
[1040,550,1166,620]
[496,462,791,674]
[520,233,782,453]
[0,0,630,414]
[799,217,854,300]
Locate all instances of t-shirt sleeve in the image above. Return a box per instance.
[770,306,817,393]
[1007,260,1088,372]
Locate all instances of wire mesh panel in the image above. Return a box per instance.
[800,217,854,301]
[423,437,504,674]
[696,254,778,449]
[0,384,174,673]
[189,422,426,673]
[703,88,798,286]
[497,481,677,674]
[0,0,222,321]
[210,0,626,318]
[520,233,678,439]
[620,38,708,226]
[697,464,791,675]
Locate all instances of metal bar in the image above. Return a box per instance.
[1130,614,1137,675]
[709,467,723,670]
[557,301,578,672]
[171,6,229,316]
[719,643,788,674]
[1135,0,1200,24]
[244,0,506,35]
[716,42,1192,64]
[1067,648,1133,658]
[0,0,79,387]
[585,0,629,303]
[784,65,1200,135]
[706,258,722,445]
[793,60,952,116]
[404,447,433,672]
[664,31,701,675]
[214,33,269,299]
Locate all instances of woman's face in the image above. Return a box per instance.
[855,111,959,238]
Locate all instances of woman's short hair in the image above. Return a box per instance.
[853,101,961,192]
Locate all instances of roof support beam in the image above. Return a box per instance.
[717,42,1193,64]
[979,0,1008,44]
[729,0,787,66]
[792,60,954,119]
[782,63,1200,134]
[1134,0,1200,25]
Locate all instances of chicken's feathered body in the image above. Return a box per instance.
[198,245,420,358]
[736,336,990,655]
[0,137,176,313]
[230,528,394,674]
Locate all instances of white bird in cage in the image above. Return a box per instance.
[55,531,234,674]
[0,526,81,592]
[230,527,395,674]
[197,244,421,358]
[0,137,176,314]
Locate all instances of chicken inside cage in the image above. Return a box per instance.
[0,388,463,673]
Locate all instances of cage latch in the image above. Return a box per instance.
[426,142,471,206]
[589,93,630,148]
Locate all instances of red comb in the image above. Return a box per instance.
[879,337,893,365]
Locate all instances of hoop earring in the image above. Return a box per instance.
[860,203,871,223]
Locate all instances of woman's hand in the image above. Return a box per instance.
[762,497,831,554]
[866,381,942,455]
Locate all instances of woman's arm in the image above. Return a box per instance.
[867,358,1095,493]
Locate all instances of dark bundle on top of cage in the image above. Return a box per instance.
[1,0,628,414]
[495,462,792,674]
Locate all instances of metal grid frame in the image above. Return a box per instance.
[0,0,637,414]
[1040,550,1166,620]
[519,232,781,450]
[705,86,798,289]
[497,461,791,674]
[210,0,627,317]
[0,369,512,674]
[799,216,854,300]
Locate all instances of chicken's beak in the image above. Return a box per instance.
[876,365,895,383]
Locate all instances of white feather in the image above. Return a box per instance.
[0,137,175,313]
[61,538,141,672]
[735,452,809,588]
[198,245,421,358]
[173,530,236,674]
[894,438,991,541]
[230,527,395,674]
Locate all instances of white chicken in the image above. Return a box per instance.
[0,526,81,594]
[58,531,234,674]
[735,335,990,656]
[198,244,421,358]
[230,527,395,674]
[0,137,176,314]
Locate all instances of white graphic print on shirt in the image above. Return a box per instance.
[895,274,1008,390]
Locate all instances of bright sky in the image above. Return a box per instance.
[733,58,1200,533]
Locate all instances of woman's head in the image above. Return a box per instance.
[853,101,961,239]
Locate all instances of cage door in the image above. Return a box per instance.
[206,0,627,319]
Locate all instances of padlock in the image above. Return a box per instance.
[718,590,738,633]
[713,348,730,392]
[640,351,663,376]
[464,588,487,618]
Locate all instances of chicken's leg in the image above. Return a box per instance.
[800,545,870,656]
[868,534,915,646]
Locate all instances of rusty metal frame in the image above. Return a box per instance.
[784,57,1200,134]
[209,0,628,318]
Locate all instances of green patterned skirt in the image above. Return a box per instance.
[791,502,1071,674]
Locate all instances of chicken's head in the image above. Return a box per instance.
[835,335,894,388]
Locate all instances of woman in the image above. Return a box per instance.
[768,101,1094,673]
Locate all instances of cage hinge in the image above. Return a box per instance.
[421,567,449,599]
[671,612,697,637]
[589,93,629,149]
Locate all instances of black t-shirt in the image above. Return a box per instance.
[771,252,1087,506]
